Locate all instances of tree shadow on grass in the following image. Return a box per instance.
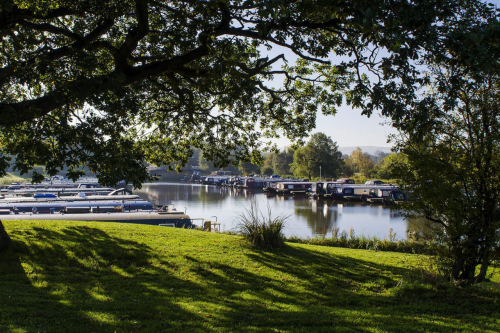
[236,244,500,332]
[1,223,499,332]
[177,246,406,331]
[0,224,204,332]
[179,242,500,332]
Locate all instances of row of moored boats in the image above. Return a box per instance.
[189,176,405,205]
[0,181,193,227]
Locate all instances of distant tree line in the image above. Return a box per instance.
[4,135,401,182]
[195,132,401,181]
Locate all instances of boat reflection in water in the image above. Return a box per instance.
[130,183,422,240]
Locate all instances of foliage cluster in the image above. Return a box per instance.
[1,0,499,287]
[391,4,500,284]
[198,138,398,181]
[0,172,27,185]
[342,147,375,178]
[290,132,343,180]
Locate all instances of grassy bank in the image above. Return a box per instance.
[0,172,28,185]
[1,220,499,332]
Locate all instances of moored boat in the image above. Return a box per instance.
[275,182,313,195]
[0,189,138,203]
[0,199,153,213]
[0,209,193,228]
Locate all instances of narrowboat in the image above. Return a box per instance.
[0,189,138,203]
[242,177,265,189]
[364,187,397,204]
[364,179,385,185]
[1,186,117,196]
[0,199,154,214]
[383,189,406,205]
[308,182,341,199]
[223,176,244,187]
[339,184,398,202]
[275,182,313,195]
[264,179,306,193]
[336,178,355,184]
[0,209,193,228]
[242,177,281,189]
[263,180,281,193]
[201,176,230,186]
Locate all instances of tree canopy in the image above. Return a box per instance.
[261,147,294,176]
[345,147,375,178]
[290,132,342,179]
[0,0,464,186]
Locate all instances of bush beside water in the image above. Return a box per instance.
[286,227,438,255]
[233,202,437,255]
[236,201,288,249]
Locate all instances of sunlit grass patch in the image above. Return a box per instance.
[83,311,119,325]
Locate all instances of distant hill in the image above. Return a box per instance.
[339,146,393,156]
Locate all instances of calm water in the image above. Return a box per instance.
[131,182,415,240]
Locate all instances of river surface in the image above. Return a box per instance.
[131,182,417,240]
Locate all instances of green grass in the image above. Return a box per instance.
[0,172,29,185]
[1,220,499,332]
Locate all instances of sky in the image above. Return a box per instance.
[269,0,499,150]
[271,102,395,150]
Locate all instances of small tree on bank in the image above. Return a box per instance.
[374,153,407,180]
[262,148,295,177]
[394,6,500,284]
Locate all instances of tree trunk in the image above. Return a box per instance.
[0,220,11,251]
[450,244,480,285]
[476,250,490,283]
[450,255,463,282]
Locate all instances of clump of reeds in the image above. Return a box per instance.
[286,227,438,255]
[236,200,289,249]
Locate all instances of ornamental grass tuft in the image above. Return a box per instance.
[236,200,288,249]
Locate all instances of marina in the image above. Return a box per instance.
[0,179,414,239]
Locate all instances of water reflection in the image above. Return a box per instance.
[406,216,435,238]
[131,183,411,240]
[294,198,338,237]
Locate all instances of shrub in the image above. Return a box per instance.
[236,201,288,249]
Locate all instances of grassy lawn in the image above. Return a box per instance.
[1,220,499,332]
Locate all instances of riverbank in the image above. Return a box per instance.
[1,220,499,332]
[0,172,28,185]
